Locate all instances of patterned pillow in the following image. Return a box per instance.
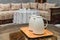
[0,4,10,11]
[38,3,46,10]
[30,3,38,9]
[45,3,56,10]
[11,3,22,10]
[22,3,30,9]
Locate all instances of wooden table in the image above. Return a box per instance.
[20,26,57,40]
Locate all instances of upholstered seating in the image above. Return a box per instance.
[0,3,60,24]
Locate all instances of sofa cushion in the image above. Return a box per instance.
[0,4,10,11]
[0,13,5,20]
[45,3,56,10]
[30,3,38,9]
[0,11,15,20]
[39,10,50,21]
[11,3,22,10]
[39,10,48,16]
[38,3,46,10]
[22,3,30,9]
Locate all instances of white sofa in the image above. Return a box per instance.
[0,3,60,24]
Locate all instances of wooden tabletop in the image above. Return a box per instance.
[20,26,53,38]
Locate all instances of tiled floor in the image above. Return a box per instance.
[0,24,60,40]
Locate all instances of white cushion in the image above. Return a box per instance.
[30,3,38,9]
[22,3,30,9]
[0,4,10,11]
[11,3,22,10]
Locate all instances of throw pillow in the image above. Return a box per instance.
[30,3,38,9]
[22,3,30,9]
[11,3,22,10]
[0,4,11,11]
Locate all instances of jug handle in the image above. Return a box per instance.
[44,20,48,28]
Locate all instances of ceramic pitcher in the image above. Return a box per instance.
[29,15,37,31]
[29,15,48,34]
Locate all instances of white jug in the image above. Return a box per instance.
[29,15,48,34]
[29,15,37,31]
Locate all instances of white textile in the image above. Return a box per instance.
[13,9,40,24]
